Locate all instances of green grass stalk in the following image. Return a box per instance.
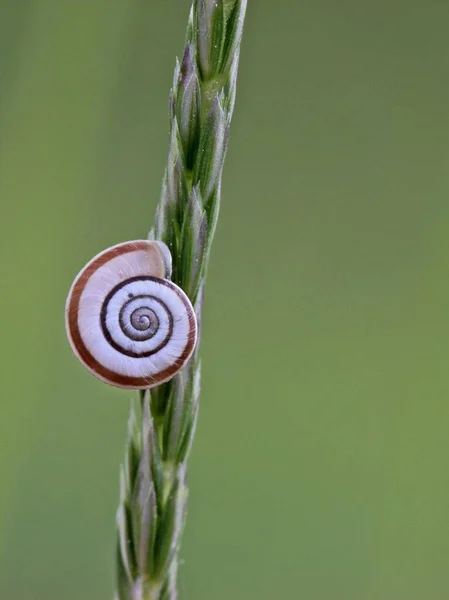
[115,2,247,598]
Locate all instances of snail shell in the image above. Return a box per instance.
[65,240,197,389]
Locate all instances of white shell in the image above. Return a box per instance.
[65,240,197,389]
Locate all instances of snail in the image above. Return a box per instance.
[65,240,197,389]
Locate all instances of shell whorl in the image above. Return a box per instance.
[65,240,197,389]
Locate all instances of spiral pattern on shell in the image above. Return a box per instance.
[65,240,197,389]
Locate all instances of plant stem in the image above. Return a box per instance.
[115,3,247,598]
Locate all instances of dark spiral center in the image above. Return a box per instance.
[100,276,174,358]
[119,296,160,341]
[131,307,153,331]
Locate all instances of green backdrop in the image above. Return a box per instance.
[1,1,448,598]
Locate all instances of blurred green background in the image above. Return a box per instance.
[1,1,449,598]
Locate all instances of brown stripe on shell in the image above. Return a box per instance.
[65,241,197,389]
